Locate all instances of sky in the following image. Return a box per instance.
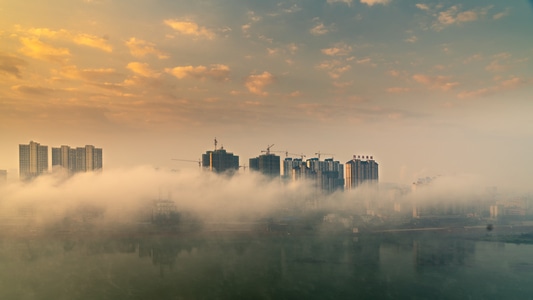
[1,0,532,190]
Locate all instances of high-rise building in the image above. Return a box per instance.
[306,158,344,193]
[0,170,6,183]
[249,154,280,177]
[52,145,103,173]
[283,157,309,181]
[19,141,48,180]
[345,155,378,189]
[202,147,239,174]
[282,156,344,193]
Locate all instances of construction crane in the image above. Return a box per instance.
[261,144,275,155]
[286,152,306,160]
[171,158,201,168]
[315,151,335,160]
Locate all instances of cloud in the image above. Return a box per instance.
[457,76,530,99]
[415,3,430,11]
[360,0,391,6]
[125,38,168,59]
[310,22,330,36]
[0,54,26,78]
[386,69,401,77]
[164,20,215,39]
[166,64,230,81]
[434,5,491,30]
[485,52,513,73]
[11,84,55,95]
[326,0,353,6]
[386,87,410,93]
[245,71,274,96]
[57,65,122,82]
[404,35,418,43]
[317,60,352,79]
[321,43,352,56]
[18,37,70,63]
[493,9,510,20]
[72,33,112,52]
[127,62,160,78]
[412,74,458,91]
[23,27,112,52]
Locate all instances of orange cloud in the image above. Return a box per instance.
[413,74,458,91]
[164,20,215,39]
[127,62,160,78]
[125,38,168,59]
[321,43,352,56]
[360,0,390,6]
[245,71,274,96]
[19,37,70,63]
[23,27,112,52]
[457,76,530,99]
[166,64,230,81]
[72,33,112,52]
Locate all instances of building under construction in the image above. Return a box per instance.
[249,154,280,177]
[249,145,281,177]
[201,139,239,173]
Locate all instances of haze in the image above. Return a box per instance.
[1,0,532,191]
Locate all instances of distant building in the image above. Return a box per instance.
[249,153,280,177]
[283,156,344,193]
[52,145,103,173]
[0,170,6,183]
[345,155,378,189]
[283,157,310,181]
[202,146,239,174]
[19,141,48,180]
[307,158,344,193]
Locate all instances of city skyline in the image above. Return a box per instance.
[1,0,532,190]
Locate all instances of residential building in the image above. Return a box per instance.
[52,144,103,173]
[345,155,378,189]
[249,153,280,177]
[202,146,239,173]
[283,156,344,193]
[19,141,48,180]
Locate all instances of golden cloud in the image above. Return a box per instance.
[125,38,168,59]
[164,20,215,39]
[166,64,230,81]
[19,37,70,63]
[245,71,274,96]
[127,62,160,78]
[22,27,112,52]
[72,33,112,52]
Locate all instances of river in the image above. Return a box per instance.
[1,231,532,299]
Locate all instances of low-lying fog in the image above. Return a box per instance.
[0,167,516,232]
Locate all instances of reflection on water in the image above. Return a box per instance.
[1,233,533,299]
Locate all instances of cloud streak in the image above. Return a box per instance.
[166,64,230,81]
[164,20,216,39]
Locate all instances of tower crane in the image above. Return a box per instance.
[261,144,275,155]
[315,151,335,160]
[171,158,202,168]
[286,152,307,159]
